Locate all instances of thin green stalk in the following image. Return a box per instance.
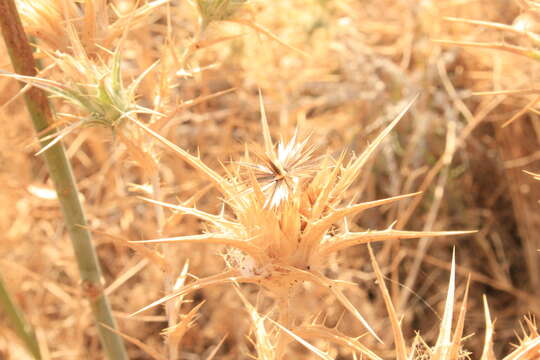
[0,273,41,359]
[0,1,128,359]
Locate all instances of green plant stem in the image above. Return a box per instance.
[0,273,41,359]
[0,1,128,359]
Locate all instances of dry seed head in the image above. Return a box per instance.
[131,95,474,343]
[238,131,318,208]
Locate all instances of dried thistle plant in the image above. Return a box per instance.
[129,95,473,358]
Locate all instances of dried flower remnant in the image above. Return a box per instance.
[238,127,318,208]
[129,95,474,354]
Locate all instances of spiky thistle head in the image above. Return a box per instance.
[1,24,158,155]
[130,94,474,344]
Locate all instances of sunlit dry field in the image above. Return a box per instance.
[1,0,540,359]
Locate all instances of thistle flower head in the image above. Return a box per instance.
[239,129,318,208]
[1,26,158,154]
[130,95,474,347]
[51,51,130,129]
